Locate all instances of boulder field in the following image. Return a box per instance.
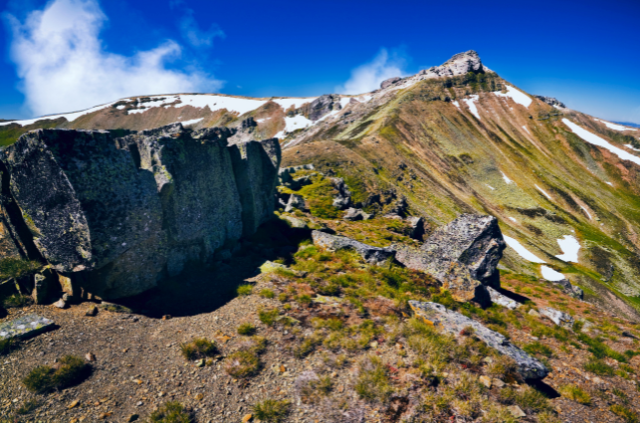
[0,123,281,300]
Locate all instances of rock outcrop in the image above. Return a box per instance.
[535,95,566,109]
[308,95,342,121]
[540,307,574,328]
[0,125,281,299]
[409,301,548,380]
[311,230,394,266]
[331,178,352,209]
[394,214,506,304]
[419,50,486,79]
[380,77,402,89]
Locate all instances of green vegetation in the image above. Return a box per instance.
[259,288,275,299]
[0,338,19,356]
[179,338,218,360]
[237,284,253,296]
[252,399,290,422]
[224,350,260,378]
[16,399,40,415]
[610,404,639,423]
[523,341,554,357]
[0,257,41,280]
[149,401,192,423]
[355,355,393,402]
[3,293,32,309]
[258,308,279,326]
[237,323,256,336]
[559,384,591,405]
[583,359,615,376]
[22,355,91,393]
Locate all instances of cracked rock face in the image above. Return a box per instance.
[409,301,548,380]
[0,125,281,299]
[308,94,342,121]
[535,95,566,109]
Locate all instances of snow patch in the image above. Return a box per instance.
[522,125,530,134]
[555,235,580,262]
[541,265,566,281]
[534,184,552,201]
[503,235,546,263]
[463,95,480,119]
[597,119,634,131]
[625,144,640,152]
[501,171,514,185]
[495,85,532,108]
[339,97,352,109]
[508,217,517,223]
[563,119,640,167]
[177,118,204,126]
[0,101,117,126]
[486,184,495,190]
[452,100,461,109]
[272,98,317,111]
[580,205,592,220]
[284,115,313,132]
[606,182,613,186]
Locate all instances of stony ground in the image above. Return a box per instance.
[1,270,640,422]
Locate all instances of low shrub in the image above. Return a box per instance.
[149,401,192,423]
[0,338,18,356]
[0,257,41,280]
[559,384,591,405]
[179,338,218,361]
[237,323,256,336]
[260,289,275,299]
[16,399,39,415]
[523,341,553,357]
[252,399,290,422]
[23,355,91,394]
[237,284,253,296]
[3,294,32,309]
[355,355,393,402]
[610,404,639,423]
[583,359,615,376]
[498,386,551,414]
[258,308,279,326]
[224,350,260,378]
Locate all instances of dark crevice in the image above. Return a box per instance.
[0,161,46,263]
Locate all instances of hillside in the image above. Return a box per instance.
[2,50,640,423]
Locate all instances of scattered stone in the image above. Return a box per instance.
[284,194,306,213]
[67,400,79,409]
[85,305,98,316]
[528,309,541,317]
[0,314,54,341]
[343,208,371,221]
[551,278,584,299]
[487,287,520,310]
[493,378,505,388]
[330,178,352,210]
[196,359,205,367]
[311,230,395,266]
[540,307,574,328]
[85,352,96,362]
[479,375,492,388]
[242,414,253,422]
[409,301,548,380]
[507,405,526,418]
[127,414,139,422]
[54,298,67,309]
[278,164,314,185]
[281,215,308,229]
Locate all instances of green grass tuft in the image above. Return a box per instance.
[252,399,290,422]
[237,323,256,336]
[22,355,91,394]
[179,338,218,361]
[149,401,192,423]
[559,384,591,405]
[0,257,41,280]
[237,284,254,296]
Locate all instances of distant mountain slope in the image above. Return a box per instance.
[3,50,640,318]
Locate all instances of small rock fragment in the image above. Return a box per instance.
[487,287,520,310]
[85,305,98,316]
[127,414,139,422]
[540,307,574,328]
[528,309,540,317]
[507,405,526,418]
[54,299,66,309]
[67,400,79,409]
[85,352,96,362]
[479,375,492,388]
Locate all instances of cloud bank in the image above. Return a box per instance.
[6,0,222,117]
[337,48,408,95]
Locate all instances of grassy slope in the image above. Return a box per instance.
[281,73,640,319]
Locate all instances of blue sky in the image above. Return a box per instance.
[1,0,639,124]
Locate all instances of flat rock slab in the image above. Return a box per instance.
[311,230,395,266]
[0,314,54,340]
[487,287,520,310]
[409,301,548,380]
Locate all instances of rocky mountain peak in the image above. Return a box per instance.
[535,95,566,108]
[419,50,485,79]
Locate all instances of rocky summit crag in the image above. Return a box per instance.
[0,124,280,299]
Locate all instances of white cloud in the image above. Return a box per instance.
[337,48,408,95]
[6,0,223,117]
[180,8,225,48]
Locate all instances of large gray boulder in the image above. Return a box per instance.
[311,230,394,266]
[409,301,548,380]
[419,214,506,288]
[380,77,402,89]
[419,50,486,79]
[331,178,351,210]
[0,125,281,299]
